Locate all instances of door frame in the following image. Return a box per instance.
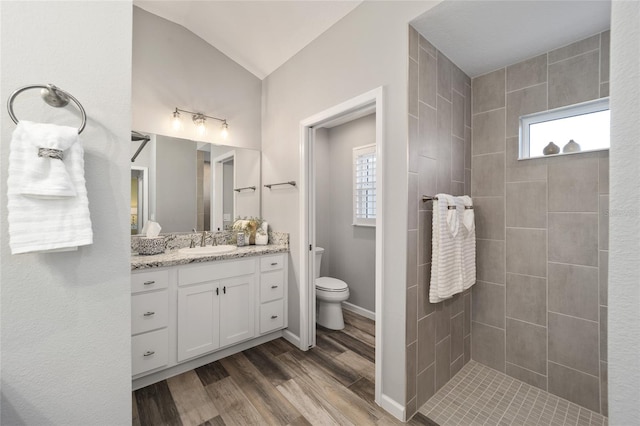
[212,150,236,231]
[131,165,149,233]
[298,86,384,404]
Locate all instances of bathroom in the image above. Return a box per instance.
[314,112,377,325]
[0,1,638,425]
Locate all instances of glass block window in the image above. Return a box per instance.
[520,98,609,159]
[353,144,376,227]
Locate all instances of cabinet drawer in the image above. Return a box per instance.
[260,270,284,303]
[260,299,284,334]
[132,269,169,294]
[132,290,169,335]
[132,328,169,376]
[178,258,256,287]
[260,254,284,272]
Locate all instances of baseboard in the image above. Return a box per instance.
[342,301,375,320]
[282,329,305,351]
[379,393,405,421]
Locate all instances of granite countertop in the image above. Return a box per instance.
[131,244,289,270]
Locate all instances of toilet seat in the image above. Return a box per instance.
[316,277,348,292]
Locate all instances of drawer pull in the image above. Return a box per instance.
[270,262,278,266]
[143,280,155,285]
[143,351,155,357]
[271,285,279,289]
[143,311,155,317]
[271,315,279,319]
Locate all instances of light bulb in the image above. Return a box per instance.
[221,121,229,140]
[171,109,182,131]
[193,114,206,136]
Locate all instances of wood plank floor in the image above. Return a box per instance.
[133,310,435,425]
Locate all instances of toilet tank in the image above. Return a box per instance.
[315,247,324,279]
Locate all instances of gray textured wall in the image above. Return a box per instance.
[609,1,640,422]
[0,2,132,423]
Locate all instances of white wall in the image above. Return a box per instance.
[316,114,377,313]
[315,128,332,276]
[0,1,132,424]
[132,6,262,151]
[262,0,440,408]
[234,149,261,220]
[609,1,640,423]
[223,161,234,225]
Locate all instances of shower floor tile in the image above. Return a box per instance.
[418,360,608,426]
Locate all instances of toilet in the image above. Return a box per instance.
[315,247,350,330]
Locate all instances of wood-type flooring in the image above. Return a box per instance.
[133,310,435,426]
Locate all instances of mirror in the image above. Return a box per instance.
[131,133,260,233]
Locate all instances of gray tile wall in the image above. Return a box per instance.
[406,26,473,418]
[470,31,609,415]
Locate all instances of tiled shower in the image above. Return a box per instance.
[407,26,609,420]
[406,27,473,417]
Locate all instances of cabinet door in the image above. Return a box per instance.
[219,274,255,348]
[177,282,220,362]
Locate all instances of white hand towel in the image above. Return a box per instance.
[429,194,463,303]
[18,122,78,198]
[461,195,475,234]
[446,195,460,237]
[8,121,93,254]
[460,196,476,289]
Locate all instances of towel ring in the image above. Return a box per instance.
[7,84,87,134]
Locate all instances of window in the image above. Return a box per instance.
[519,98,609,159]
[353,144,376,227]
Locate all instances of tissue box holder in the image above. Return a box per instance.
[138,237,165,255]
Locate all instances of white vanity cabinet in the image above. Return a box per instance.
[259,254,286,334]
[131,269,170,376]
[177,260,256,362]
[131,251,288,389]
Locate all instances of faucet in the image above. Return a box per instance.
[189,228,197,248]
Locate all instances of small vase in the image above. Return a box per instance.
[563,139,581,153]
[543,142,560,156]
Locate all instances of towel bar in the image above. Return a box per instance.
[234,186,256,192]
[422,195,474,210]
[7,84,87,134]
[264,181,296,189]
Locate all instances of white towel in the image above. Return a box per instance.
[429,194,463,303]
[447,198,460,237]
[461,195,475,233]
[8,121,93,254]
[460,196,476,289]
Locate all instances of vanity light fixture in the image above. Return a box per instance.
[171,109,183,130]
[221,121,229,140]
[171,107,229,139]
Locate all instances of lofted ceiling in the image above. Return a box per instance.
[411,0,611,78]
[134,0,362,80]
[135,1,611,81]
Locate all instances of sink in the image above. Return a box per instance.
[178,245,237,256]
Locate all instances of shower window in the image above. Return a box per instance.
[353,144,376,227]
[519,97,610,159]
